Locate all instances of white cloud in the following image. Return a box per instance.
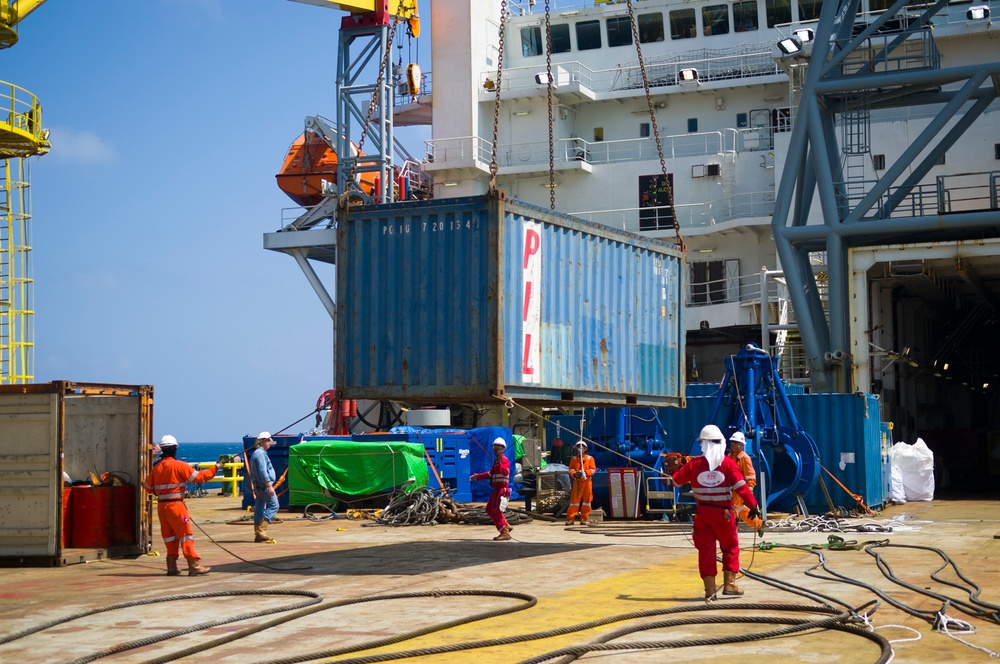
[47,128,118,164]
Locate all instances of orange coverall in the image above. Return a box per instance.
[142,458,217,562]
[566,453,597,522]
[729,449,762,530]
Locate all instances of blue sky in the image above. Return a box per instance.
[4,0,430,442]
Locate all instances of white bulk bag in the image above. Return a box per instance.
[890,438,935,502]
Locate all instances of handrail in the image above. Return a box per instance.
[191,461,245,498]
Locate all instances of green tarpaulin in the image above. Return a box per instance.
[289,440,429,506]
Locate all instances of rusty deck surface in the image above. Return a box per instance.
[1,497,998,663]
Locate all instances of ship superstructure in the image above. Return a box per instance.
[269,0,1000,480]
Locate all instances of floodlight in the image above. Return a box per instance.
[678,68,699,83]
[793,28,815,43]
[535,72,554,85]
[967,5,989,20]
[777,37,802,55]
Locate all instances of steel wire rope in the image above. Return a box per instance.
[311,601,881,664]
[863,542,1000,623]
[0,590,322,656]
[519,608,890,664]
[188,512,314,572]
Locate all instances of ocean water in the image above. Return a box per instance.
[174,442,247,464]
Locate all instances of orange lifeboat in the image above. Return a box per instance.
[275,131,378,206]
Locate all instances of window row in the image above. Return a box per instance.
[520,0,833,56]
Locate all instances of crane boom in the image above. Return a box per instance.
[288,0,419,36]
[1,0,47,48]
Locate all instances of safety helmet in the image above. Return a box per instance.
[729,431,747,445]
[574,440,588,450]
[159,434,179,448]
[698,424,725,443]
[257,431,272,441]
[492,437,506,449]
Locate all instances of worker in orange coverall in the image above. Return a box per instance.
[470,437,513,541]
[728,431,764,535]
[668,424,761,601]
[565,440,597,525]
[142,435,222,576]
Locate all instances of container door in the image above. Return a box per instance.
[0,392,61,557]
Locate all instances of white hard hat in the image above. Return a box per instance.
[698,424,725,443]
[492,437,506,449]
[574,439,587,450]
[159,434,179,448]
[729,431,747,445]
[257,431,272,441]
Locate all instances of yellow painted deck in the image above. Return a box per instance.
[1,498,998,663]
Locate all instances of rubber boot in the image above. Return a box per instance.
[187,559,211,576]
[166,557,180,577]
[255,521,276,543]
[493,525,512,541]
[722,570,744,596]
[703,575,717,602]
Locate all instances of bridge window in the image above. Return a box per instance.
[798,0,822,21]
[873,154,886,170]
[766,0,792,27]
[521,27,543,57]
[640,122,651,137]
[734,1,759,31]
[607,16,633,47]
[576,20,602,50]
[703,5,731,35]
[550,24,572,53]
[670,8,697,39]
[639,12,666,43]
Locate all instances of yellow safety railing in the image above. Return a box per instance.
[0,80,49,158]
[193,461,245,498]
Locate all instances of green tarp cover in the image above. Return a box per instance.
[289,440,429,506]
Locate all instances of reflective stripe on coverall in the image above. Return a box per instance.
[730,449,760,529]
[472,455,510,532]
[671,455,757,577]
[566,454,597,521]
[142,458,218,561]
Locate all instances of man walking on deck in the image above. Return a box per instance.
[142,435,221,576]
[249,431,279,543]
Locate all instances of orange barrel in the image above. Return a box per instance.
[70,485,111,548]
[109,484,135,545]
[61,487,72,548]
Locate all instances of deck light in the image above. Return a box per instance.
[678,68,699,83]
[535,72,555,86]
[966,5,989,20]
[777,37,802,55]
[793,28,815,43]
[442,181,459,187]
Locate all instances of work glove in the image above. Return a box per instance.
[662,452,690,471]
[747,506,762,521]
[574,471,585,479]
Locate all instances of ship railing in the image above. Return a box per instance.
[840,170,1000,219]
[572,190,776,231]
[614,45,781,90]
[424,128,778,171]
[188,461,245,499]
[424,135,494,166]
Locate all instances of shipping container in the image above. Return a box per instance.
[336,193,686,406]
[0,382,154,566]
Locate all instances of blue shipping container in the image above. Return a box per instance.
[336,193,686,406]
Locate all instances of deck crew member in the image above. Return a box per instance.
[728,431,764,534]
[142,435,221,576]
[668,425,760,600]
[565,440,597,525]
[249,431,279,543]
[470,437,513,541]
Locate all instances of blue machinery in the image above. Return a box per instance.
[703,344,821,516]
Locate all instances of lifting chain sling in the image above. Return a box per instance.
[626,0,685,250]
[340,17,402,214]
[544,0,556,209]
[488,0,508,196]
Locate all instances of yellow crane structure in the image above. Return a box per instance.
[0,0,48,384]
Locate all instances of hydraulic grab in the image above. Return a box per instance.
[702,343,821,515]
